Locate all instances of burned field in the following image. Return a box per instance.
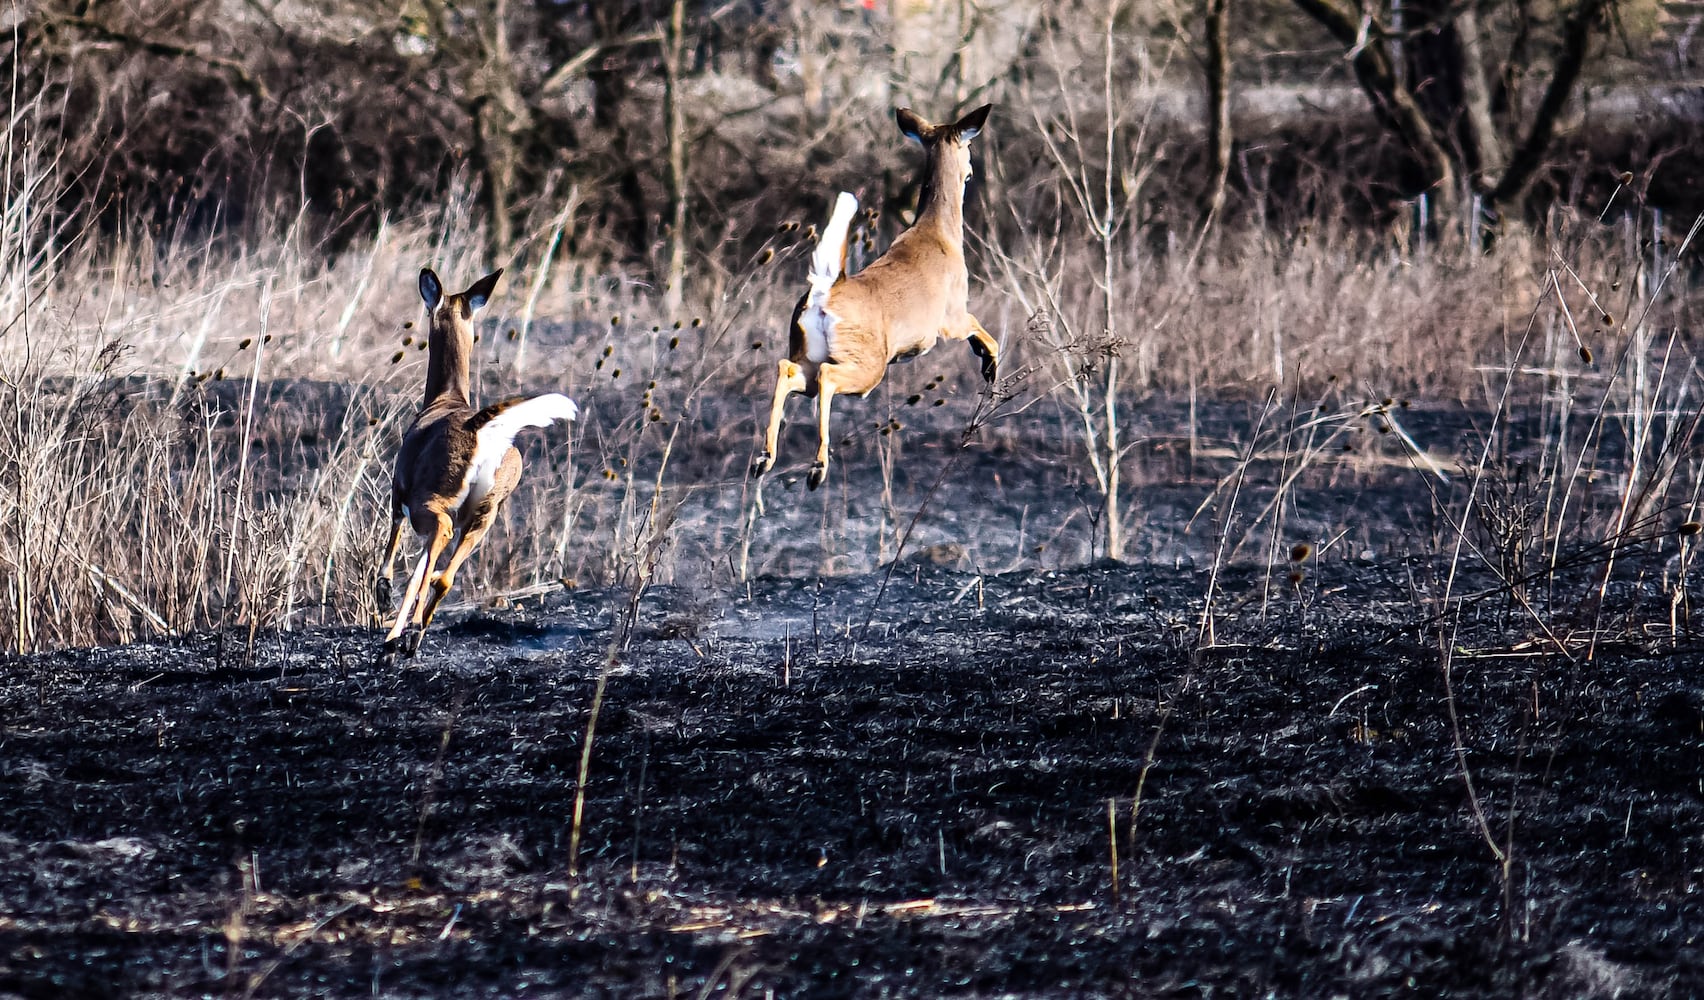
[2,395,1703,998]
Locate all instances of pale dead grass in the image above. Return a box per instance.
[3,119,1698,651]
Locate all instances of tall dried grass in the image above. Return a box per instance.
[2,88,1699,653]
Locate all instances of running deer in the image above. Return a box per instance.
[750,104,998,490]
[376,267,578,657]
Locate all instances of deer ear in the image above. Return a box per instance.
[895,107,929,144]
[462,268,504,311]
[954,104,992,142]
[419,268,443,310]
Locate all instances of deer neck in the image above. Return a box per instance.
[423,316,473,409]
[914,148,967,241]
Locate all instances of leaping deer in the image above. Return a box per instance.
[750,104,999,490]
[376,267,578,657]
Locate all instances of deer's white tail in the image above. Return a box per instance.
[457,393,579,510]
[807,192,859,302]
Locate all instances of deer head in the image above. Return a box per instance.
[417,267,502,409]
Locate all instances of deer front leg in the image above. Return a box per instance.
[374,490,406,611]
[808,363,845,491]
[751,358,807,478]
[966,315,999,385]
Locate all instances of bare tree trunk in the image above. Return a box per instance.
[1201,0,1232,225]
[661,0,688,316]
[1488,0,1611,207]
[474,97,517,255]
[1456,8,1505,185]
[1291,0,1456,212]
[1294,0,1611,229]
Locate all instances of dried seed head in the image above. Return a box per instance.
[507,328,519,341]
[759,248,774,265]
[472,334,480,343]
[611,315,622,326]
[648,380,658,389]
[1579,345,1594,364]
[692,317,703,327]
[238,337,252,349]
[595,358,604,370]
[1288,570,1305,585]
[1618,170,1634,185]
[263,334,273,344]
[403,321,414,330]
[907,394,922,405]
[1374,420,1391,434]
[673,320,683,329]
[933,398,946,407]
[1681,521,1703,536]
[368,416,380,426]
[1601,313,1613,326]
[214,368,225,380]
[751,341,764,350]
[418,342,428,351]
[611,368,621,379]
[669,336,680,350]
[1290,542,1313,563]
[401,336,413,346]
[603,345,614,357]
[652,325,660,333]
[391,350,405,364]
[649,409,663,422]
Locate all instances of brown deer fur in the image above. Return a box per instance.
[750,105,998,490]
[376,267,577,657]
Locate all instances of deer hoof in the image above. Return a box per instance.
[402,628,424,658]
[807,463,827,490]
[750,452,773,478]
[970,340,997,384]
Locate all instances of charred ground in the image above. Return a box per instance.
[3,569,1703,996]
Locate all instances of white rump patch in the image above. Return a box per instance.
[802,305,837,364]
[454,393,579,513]
[802,192,858,365]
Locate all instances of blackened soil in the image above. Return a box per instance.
[3,555,1703,998]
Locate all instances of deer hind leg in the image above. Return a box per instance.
[374,490,406,611]
[418,499,500,632]
[965,315,999,385]
[385,511,453,656]
[808,363,846,491]
[751,358,807,478]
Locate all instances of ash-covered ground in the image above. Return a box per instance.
[4,556,1703,998]
[2,386,1702,998]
